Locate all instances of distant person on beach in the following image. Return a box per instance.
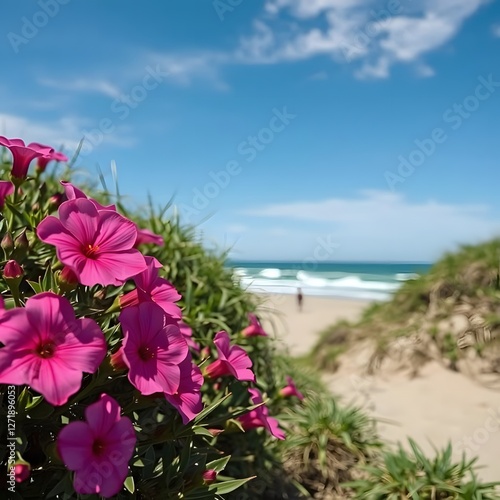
[297,287,303,312]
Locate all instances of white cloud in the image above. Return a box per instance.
[0,113,84,150]
[492,23,500,38]
[238,0,489,78]
[0,113,136,154]
[38,77,122,99]
[147,52,230,91]
[241,190,500,260]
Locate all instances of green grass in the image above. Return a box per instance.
[346,439,500,499]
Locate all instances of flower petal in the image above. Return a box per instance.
[57,422,94,469]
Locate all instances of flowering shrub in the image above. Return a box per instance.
[0,138,298,499]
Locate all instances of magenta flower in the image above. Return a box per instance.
[238,388,285,440]
[279,376,304,400]
[0,181,14,209]
[0,136,53,179]
[205,331,255,382]
[135,227,164,247]
[119,302,189,395]
[165,356,203,424]
[242,313,268,337]
[60,180,116,211]
[57,394,136,498]
[120,256,182,320]
[0,292,106,406]
[179,320,201,353]
[36,147,68,173]
[37,198,147,286]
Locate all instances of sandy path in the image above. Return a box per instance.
[258,293,500,482]
[257,293,370,356]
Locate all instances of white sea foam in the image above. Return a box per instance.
[395,273,420,281]
[238,276,396,301]
[258,268,282,279]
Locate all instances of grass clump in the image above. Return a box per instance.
[346,439,500,499]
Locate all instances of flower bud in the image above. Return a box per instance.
[57,266,79,292]
[3,259,23,279]
[12,229,29,261]
[110,349,127,372]
[48,192,63,209]
[14,462,30,483]
[1,232,14,256]
[202,469,217,485]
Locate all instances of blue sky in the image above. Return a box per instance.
[1,0,500,261]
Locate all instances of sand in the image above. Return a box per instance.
[258,293,500,482]
[258,293,370,357]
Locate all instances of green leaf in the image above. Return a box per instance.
[124,475,135,493]
[208,476,255,495]
[206,455,231,474]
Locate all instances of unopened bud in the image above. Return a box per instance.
[202,469,217,485]
[3,259,23,279]
[110,349,127,372]
[12,229,29,261]
[48,192,63,209]
[1,232,14,256]
[14,462,30,483]
[57,267,79,292]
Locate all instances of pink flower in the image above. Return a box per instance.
[36,147,68,172]
[238,388,285,440]
[205,331,255,382]
[60,180,116,211]
[165,356,203,424]
[57,394,136,498]
[135,227,164,247]
[37,198,147,286]
[0,136,53,179]
[120,256,182,319]
[279,376,304,400]
[119,302,189,395]
[14,463,30,483]
[0,181,14,209]
[242,313,268,337]
[0,292,106,406]
[179,321,201,353]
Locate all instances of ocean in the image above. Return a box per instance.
[226,261,432,301]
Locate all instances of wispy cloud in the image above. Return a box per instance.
[0,113,137,153]
[0,113,84,150]
[236,0,489,78]
[148,52,230,90]
[38,77,122,99]
[241,190,500,260]
[492,23,500,37]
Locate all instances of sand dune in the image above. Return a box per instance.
[259,293,500,482]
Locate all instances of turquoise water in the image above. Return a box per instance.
[226,261,432,301]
